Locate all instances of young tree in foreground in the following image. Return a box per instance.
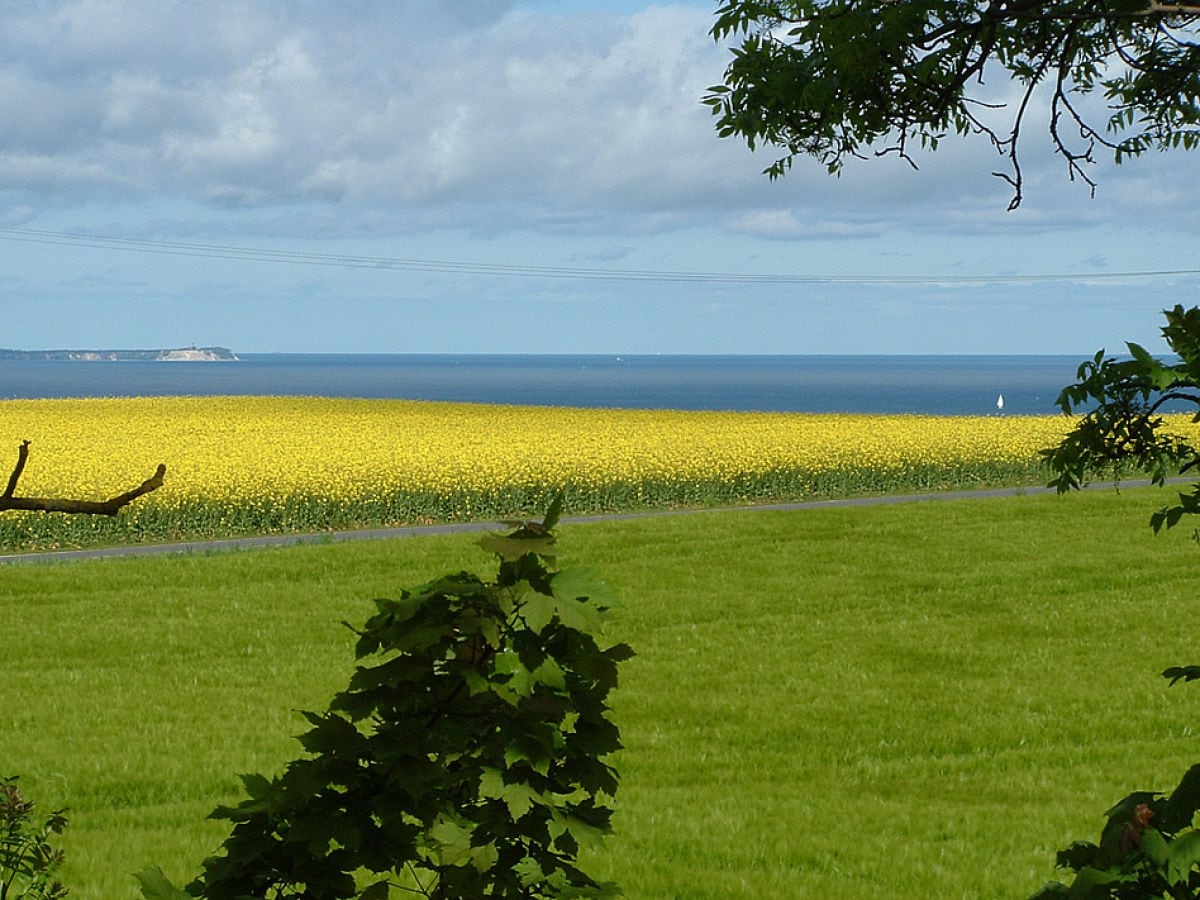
[137,499,631,899]
[1032,306,1200,897]
[705,0,1200,208]
[0,777,68,899]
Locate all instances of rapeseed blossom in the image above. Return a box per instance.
[0,396,1172,548]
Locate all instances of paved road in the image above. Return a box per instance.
[0,480,1158,565]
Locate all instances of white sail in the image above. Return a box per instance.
[996,394,1005,410]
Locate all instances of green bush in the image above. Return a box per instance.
[1030,678,1200,899]
[0,776,67,899]
[138,498,631,898]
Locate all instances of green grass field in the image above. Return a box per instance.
[4,486,1200,897]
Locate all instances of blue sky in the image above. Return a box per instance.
[2,0,1198,355]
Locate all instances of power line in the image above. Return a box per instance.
[0,224,1197,286]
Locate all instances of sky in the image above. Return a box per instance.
[2,0,1199,356]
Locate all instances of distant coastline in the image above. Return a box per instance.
[0,353,1083,415]
[0,346,237,362]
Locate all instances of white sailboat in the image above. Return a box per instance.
[996,394,1005,411]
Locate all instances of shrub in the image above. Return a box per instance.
[1029,672,1200,899]
[139,498,631,898]
[0,776,68,899]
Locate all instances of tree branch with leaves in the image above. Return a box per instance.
[705,5,1200,895]
[1032,307,1200,897]
[705,0,1200,208]
[1042,305,1200,532]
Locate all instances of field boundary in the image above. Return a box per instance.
[0,479,1170,565]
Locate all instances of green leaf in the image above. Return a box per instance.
[360,881,391,900]
[428,814,474,866]
[494,652,537,700]
[134,867,193,900]
[1139,827,1169,866]
[479,532,557,561]
[480,768,546,820]
[1056,841,1100,871]
[520,591,558,634]
[478,767,506,801]
[605,642,636,663]
[541,493,564,530]
[236,772,273,800]
[552,568,617,611]
[563,814,611,852]
[470,841,499,873]
[1162,666,1200,686]
[505,741,551,776]
[500,780,545,820]
[1126,341,1155,367]
[1160,764,1200,831]
[553,594,602,634]
[183,509,628,897]
[548,574,607,633]
[1125,341,1181,391]
[298,712,363,755]
[513,856,546,887]
[532,657,567,691]
[1063,865,1123,899]
[1167,830,1200,884]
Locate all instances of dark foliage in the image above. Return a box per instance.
[706,0,1200,207]
[139,498,631,899]
[1035,308,1200,898]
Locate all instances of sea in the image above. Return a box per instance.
[0,354,1091,416]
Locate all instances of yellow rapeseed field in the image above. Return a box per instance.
[0,395,1061,498]
[0,395,1182,548]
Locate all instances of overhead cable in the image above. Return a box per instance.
[0,225,1196,286]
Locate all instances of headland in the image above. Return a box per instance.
[0,346,238,361]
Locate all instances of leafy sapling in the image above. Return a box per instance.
[0,777,68,900]
[138,497,632,899]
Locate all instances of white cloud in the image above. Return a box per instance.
[0,0,1197,242]
[0,4,754,222]
[730,209,886,240]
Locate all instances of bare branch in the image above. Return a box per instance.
[0,441,166,516]
[991,44,1055,210]
[2,440,28,500]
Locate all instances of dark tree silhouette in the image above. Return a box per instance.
[0,440,165,515]
[706,0,1200,208]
